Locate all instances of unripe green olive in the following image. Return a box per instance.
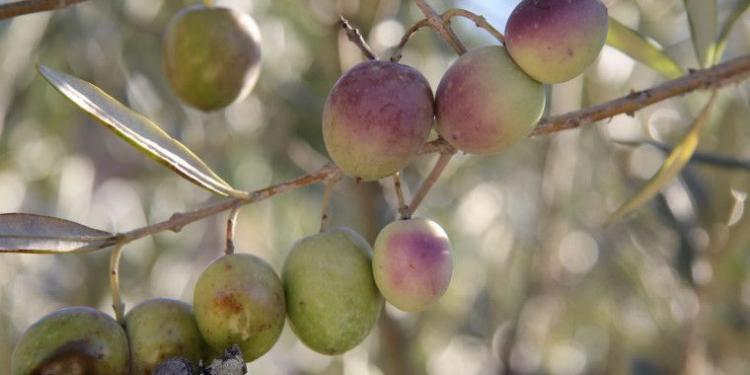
[124,298,207,374]
[11,306,129,375]
[193,253,285,362]
[163,5,262,111]
[283,228,383,355]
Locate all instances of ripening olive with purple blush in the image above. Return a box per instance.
[373,218,452,312]
[505,0,608,83]
[435,46,545,154]
[323,60,434,181]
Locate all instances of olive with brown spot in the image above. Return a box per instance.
[11,306,129,375]
[193,253,285,362]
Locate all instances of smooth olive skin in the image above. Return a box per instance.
[283,228,383,355]
[435,46,545,154]
[11,306,129,375]
[163,5,261,111]
[193,253,285,362]
[124,299,207,375]
[322,60,434,181]
[373,218,453,312]
[505,0,608,83]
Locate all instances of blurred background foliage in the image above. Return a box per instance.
[1,0,750,374]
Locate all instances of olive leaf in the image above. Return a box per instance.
[38,65,246,198]
[714,0,750,65]
[606,17,684,79]
[684,0,718,67]
[0,213,117,254]
[606,93,718,225]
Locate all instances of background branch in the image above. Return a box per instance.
[0,0,87,20]
[532,54,750,135]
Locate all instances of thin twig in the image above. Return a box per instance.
[391,9,504,62]
[405,152,453,217]
[109,243,125,323]
[414,0,467,55]
[225,203,241,255]
[117,163,340,244]
[319,173,342,232]
[391,18,430,62]
[393,173,409,219]
[442,8,505,44]
[0,0,87,20]
[339,16,376,60]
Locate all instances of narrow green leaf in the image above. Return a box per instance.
[714,0,750,64]
[606,93,718,225]
[38,65,246,198]
[684,0,718,67]
[0,213,116,254]
[606,18,684,79]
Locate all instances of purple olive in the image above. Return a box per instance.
[323,60,434,181]
[505,0,608,83]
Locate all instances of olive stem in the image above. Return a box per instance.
[203,0,214,7]
[391,9,505,62]
[339,16,377,60]
[0,0,87,20]
[109,243,126,323]
[442,8,505,44]
[390,18,430,62]
[225,203,241,255]
[319,172,342,232]
[393,173,410,219]
[414,0,467,55]
[405,152,454,217]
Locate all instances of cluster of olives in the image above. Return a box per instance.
[324,0,608,173]
[11,0,610,372]
[11,219,453,373]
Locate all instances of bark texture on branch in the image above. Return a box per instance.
[0,0,87,20]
